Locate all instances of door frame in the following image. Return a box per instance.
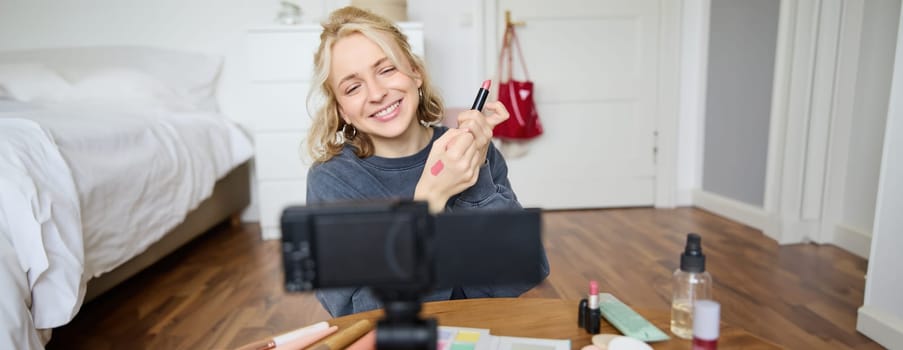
[690,0,872,248]
[477,0,683,208]
[763,0,869,246]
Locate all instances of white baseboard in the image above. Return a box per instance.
[833,224,872,259]
[676,189,693,207]
[858,305,903,349]
[692,190,768,231]
[241,202,259,222]
[766,217,815,245]
[262,226,281,240]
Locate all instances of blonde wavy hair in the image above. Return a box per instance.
[305,6,444,163]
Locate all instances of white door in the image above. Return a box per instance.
[489,0,661,209]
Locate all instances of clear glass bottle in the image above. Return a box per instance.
[671,233,712,339]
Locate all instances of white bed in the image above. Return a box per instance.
[0,47,253,349]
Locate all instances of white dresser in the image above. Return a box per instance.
[246,23,424,239]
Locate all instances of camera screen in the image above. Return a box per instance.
[313,212,419,287]
[281,201,433,291]
[281,200,544,293]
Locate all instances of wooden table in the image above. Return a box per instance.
[331,298,782,349]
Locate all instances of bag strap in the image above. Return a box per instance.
[507,25,531,80]
[497,24,531,82]
[497,25,512,84]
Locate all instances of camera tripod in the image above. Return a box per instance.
[372,288,437,350]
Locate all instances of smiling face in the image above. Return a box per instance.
[330,32,424,153]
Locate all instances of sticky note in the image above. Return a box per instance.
[455,331,481,342]
[451,343,475,350]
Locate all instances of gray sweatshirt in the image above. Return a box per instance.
[306,126,549,317]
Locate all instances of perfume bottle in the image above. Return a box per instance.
[671,233,712,339]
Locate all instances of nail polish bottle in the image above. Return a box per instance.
[692,300,720,350]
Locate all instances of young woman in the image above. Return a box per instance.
[304,6,548,317]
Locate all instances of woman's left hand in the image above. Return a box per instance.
[455,101,510,164]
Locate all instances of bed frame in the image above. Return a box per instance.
[83,161,251,301]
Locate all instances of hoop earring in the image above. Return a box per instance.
[342,124,357,139]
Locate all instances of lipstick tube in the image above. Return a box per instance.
[586,280,601,334]
[471,80,491,111]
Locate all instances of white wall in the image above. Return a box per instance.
[857,3,903,345]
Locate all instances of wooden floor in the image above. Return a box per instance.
[47,208,883,349]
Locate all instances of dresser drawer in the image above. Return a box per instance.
[258,179,308,229]
[248,30,320,81]
[254,131,309,181]
[249,82,312,131]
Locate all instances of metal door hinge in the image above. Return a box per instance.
[653,131,659,162]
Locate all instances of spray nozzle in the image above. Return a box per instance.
[684,233,703,256]
[680,233,706,273]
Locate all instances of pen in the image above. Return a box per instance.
[308,319,375,350]
[234,321,330,350]
[471,80,492,112]
[274,326,338,350]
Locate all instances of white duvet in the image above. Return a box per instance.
[0,101,252,345]
[0,118,83,346]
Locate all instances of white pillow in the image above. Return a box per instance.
[0,47,223,111]
[54,67,195,112]
[0,63,73,102]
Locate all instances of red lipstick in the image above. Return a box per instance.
[471,79,491,111]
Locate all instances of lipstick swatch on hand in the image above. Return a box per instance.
[431,160,444,176]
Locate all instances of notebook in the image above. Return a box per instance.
[436,326,570,350]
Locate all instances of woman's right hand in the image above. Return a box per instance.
[414,128,482,213]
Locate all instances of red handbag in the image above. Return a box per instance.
[494,24,543,140]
